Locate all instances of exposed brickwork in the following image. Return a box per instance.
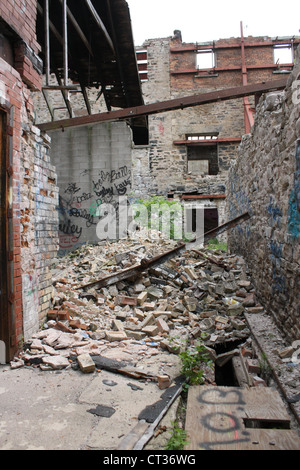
[0,2,58,356]
[0,0,40,54]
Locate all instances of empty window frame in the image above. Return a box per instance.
[273,44,294,65]
[136,50,148,81]
[196,49,215,69]
[187,145,219,175]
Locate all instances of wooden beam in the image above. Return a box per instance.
[37,78,287,132]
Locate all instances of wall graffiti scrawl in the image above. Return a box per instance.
[48,121,133,254]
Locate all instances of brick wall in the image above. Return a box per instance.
[226,46,300,342]
[0,57,59,346]
[0,0,40,54]
[0,1,59,354]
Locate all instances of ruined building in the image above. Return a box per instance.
[0,0,145,360]
[0,0,299,364]
[132,30,299,233]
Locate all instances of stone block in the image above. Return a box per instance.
[116,295,137,306]
[156,317,170,334]
[245,358,261,374]
[142,325,159,336]
[77,353,96,373]
[105,331,128,342]
[137,291,148,305]
[157,375,171,389]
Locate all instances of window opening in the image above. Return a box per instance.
[187,134,218,141]
[187,145,219,175]
[273,44,293,65]
[196,49,215,69]
[136,50,148,81]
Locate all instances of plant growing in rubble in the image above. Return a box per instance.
[208,237,227,252]
[165,421,189,450]
[179,338,212,390]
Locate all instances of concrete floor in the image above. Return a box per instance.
[0,352,182,450]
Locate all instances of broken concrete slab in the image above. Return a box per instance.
[42,355,70,370]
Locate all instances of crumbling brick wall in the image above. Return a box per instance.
[226,46,300,342]
[0,1,58,353]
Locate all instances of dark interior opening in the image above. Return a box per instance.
[187,145,219,175]
[213,339,246,387]
[243,418,290,430]
[132,125,149,145]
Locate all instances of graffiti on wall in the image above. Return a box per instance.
[288,139,300,241]
[58,165,132,253]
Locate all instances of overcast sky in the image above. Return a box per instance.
[126,0,300,46]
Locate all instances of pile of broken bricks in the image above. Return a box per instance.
[10,230,295,392]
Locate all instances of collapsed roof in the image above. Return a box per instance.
[36,0,147,139]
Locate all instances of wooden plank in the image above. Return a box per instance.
[117,420,149,450]
[237,387,291,426]
[237,429,300,451]
[185,386,300,450]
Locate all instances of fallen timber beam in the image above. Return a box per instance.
[37,79,287,132]
[78,212,250,291]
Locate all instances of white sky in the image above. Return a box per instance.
[126,0,300,46]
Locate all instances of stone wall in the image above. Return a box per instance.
[226,47,300,342]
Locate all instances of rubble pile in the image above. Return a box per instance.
[11,231,300,410]
[11,231,256,374]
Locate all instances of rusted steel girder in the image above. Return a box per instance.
[37,79,287,132]
[78,212,250,291]
[78,242,186,290]
[202,211,250,243]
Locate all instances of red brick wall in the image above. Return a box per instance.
[0,59,24,356]
[0,1,44,358]
[169,36,296,91]
[0,1,42,91]
[0,0,40,54]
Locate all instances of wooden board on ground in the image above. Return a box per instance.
[185,386,300,450]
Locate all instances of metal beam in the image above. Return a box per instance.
[44,0,50,85]
[58,0,94,57]
[240,21,254,133]
[85,0,115,54]
[62,0,68,87]
[37,78,287,132]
